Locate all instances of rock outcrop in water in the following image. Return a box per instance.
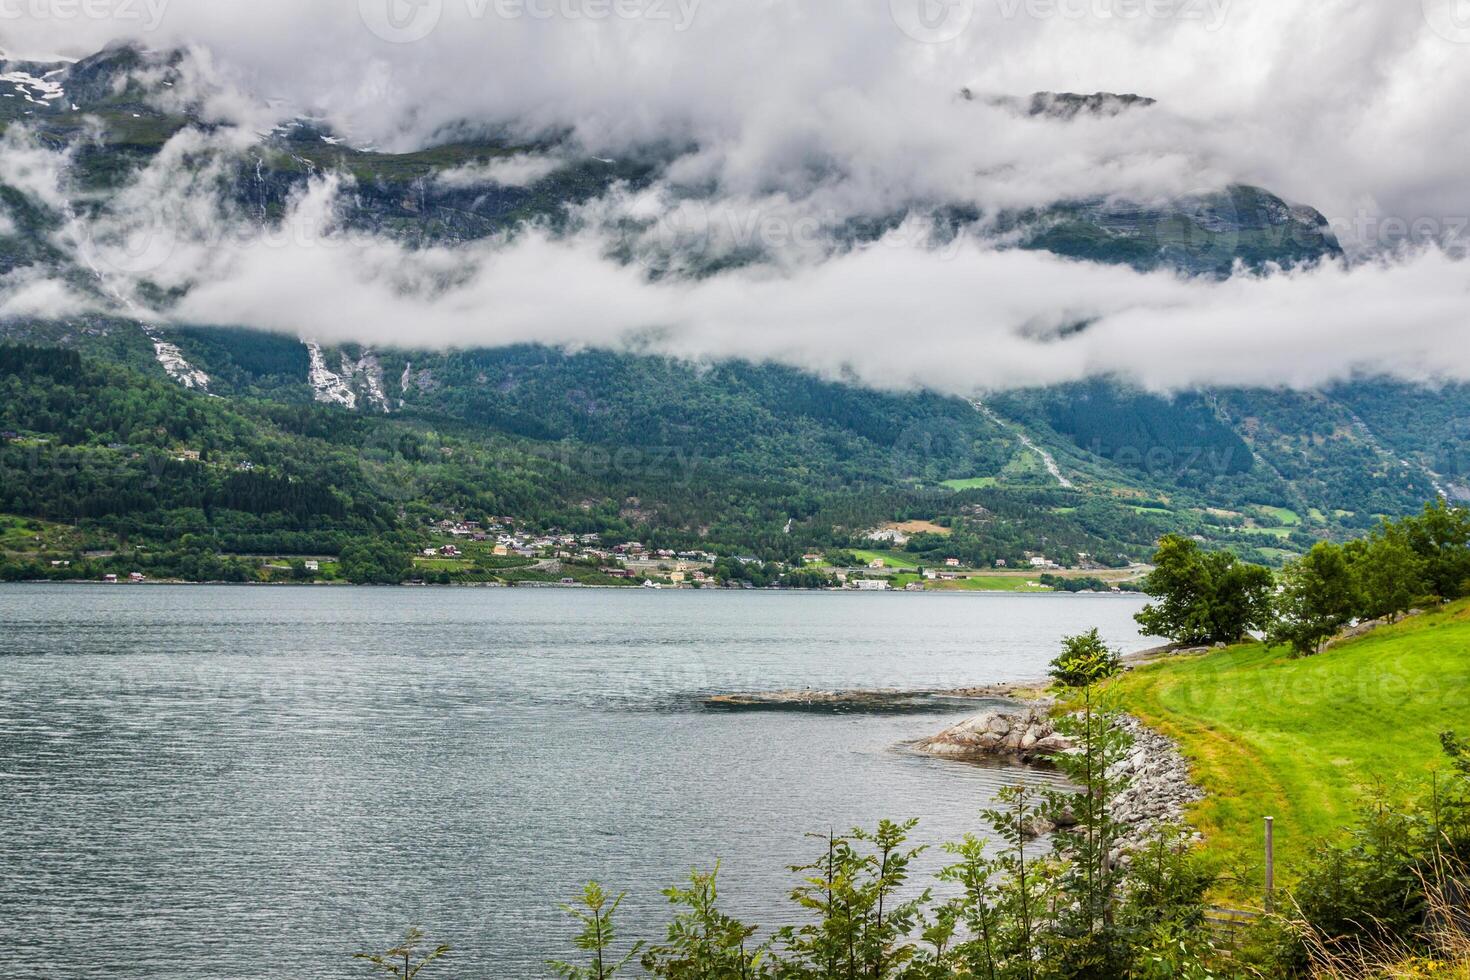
[917,706,1205,855]
[916,704,1075,759]
[704,689,996,714]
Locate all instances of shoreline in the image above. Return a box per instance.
[703,641,1180,710]
[0,578,1150,597]
[908,699,1205,853]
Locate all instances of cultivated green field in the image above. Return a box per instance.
[1256,505,1301,526]
[1237,525,1295,539]
[940,476,999,491]
[851,549,920,569]
[1111,601,1470,898]
[927,575,1048,592]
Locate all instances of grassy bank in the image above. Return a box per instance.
[1110,600,1470,899]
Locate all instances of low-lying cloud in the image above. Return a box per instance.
[134,173,1467,395]
[3,1,1469,394]
[5,1,1470,251]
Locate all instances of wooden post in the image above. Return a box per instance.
[1264,816,1275,912]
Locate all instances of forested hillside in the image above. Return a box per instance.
[0,42,1462,580]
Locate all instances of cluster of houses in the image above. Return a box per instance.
[428,518,593,558]
[423,518,724,583]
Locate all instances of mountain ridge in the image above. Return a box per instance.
[0,43,1458,579]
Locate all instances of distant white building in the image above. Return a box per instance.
[854,579,890,591]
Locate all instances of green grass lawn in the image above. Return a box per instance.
[1256,505,1302,526]
[1111,601,1470,899]
[941,476,998,491]
[1237,525,1295,539]
[851,549,920,570]
[413,557,476,571]
[929,575,1048,592]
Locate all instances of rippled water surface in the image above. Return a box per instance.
[0,585,1152,978]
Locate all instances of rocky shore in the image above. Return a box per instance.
[916,704,1204,855]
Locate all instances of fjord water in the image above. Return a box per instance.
[0,585,1152,978]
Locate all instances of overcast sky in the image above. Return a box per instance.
[2,0,1468,393]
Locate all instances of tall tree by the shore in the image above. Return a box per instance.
[1345,526,1427,623]
[1269,542,1357,657]
[1133,535,1275,646]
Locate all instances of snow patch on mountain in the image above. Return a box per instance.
[0,70,65,106]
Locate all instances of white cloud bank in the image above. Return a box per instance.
[151,176,1470,395]
[5,1,1470,248]
[3,0,1469,394]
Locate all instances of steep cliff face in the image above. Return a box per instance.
[1013,185,1340,277]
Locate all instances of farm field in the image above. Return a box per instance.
[940,476,999,490]
[851,549,921,569]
